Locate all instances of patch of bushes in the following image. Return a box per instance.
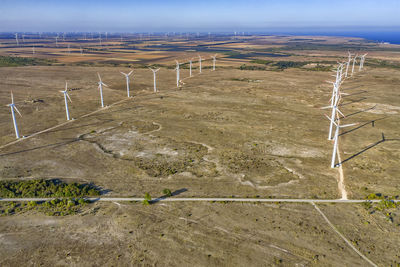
[274,61,308,70]
[0,198,91,216]
[0,56,55,67]
[0,179,100,198]
[362,194,399,224]
[239,64,266,70]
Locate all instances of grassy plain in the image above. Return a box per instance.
[0,34,399,265]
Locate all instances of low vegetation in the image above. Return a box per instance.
[0,179,101,198]
[363,193,399,224]
[364,59,400,69]
[273,61,308,70]
[305,64,333,71]
[162,188,172,197]
[0,198,91,216]
[239,64,266,70]
[0,56,55,67]
[143,192,152,205]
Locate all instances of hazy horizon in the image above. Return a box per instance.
[0,0,399,32]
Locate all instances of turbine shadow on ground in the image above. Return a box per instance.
[339,117,387,136]
[45,119,114,134]
[0,138,79,157]
[339,133,400,166]
[341,90,368,97]
[339,97,367,107]
[338,105,377,119]
[151,188,188,204]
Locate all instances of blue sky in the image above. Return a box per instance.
[0,0,399,32]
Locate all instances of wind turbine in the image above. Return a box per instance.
[67,44,71,54]
[211,55,217,71]
[15,33,19,46]
[32,45,35,54]
[351,55,357,77]
[325,115,357,168]
[97,73,108,107]
[60,82,72,120]
[175,60,180,87]
[359,53,368,71]
[55,35,59,47]
[189,59,193,77]
[7,92,22,139]
[198,55,202,73]
[322,87,345,140]
[345,52,352,78]
[120,70,133,97]
[149,68,160,93]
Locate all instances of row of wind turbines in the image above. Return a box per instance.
[322,52,368,168]
[5,55,218,139]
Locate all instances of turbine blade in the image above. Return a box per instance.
[102,82,109,87]
[120,72,127,76]
[11,91,14,104]
[97,72,101,81]
[337,108,345,117]
[320,105,333,110]
[324,114,337,126]
[128,70,133,76]
[66,92,72,103]
[14,106,22,117]
[340,123,358,128]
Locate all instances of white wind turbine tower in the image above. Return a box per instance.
[60,82,72,120]
[198,55,202,73]
[149,68,160,93]
[15,33,19,46]
[322,84,345,140]
[175,60,180,87]
[67,44,71,54]
[55,35,59,47]
[120,70,133,97]
[211,54,217,71]
[32,45,35,54]
[7,92,22,139]
[325,114,357,168]
[359,53,368,71]
[351,55,358,77]
[345,52,352,78]
[189,59,193,77]
[97,73,108,107]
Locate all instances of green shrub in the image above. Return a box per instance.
[162,189,172,197]
[143,192,152,205]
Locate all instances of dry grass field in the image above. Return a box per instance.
[0,34,399,266]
